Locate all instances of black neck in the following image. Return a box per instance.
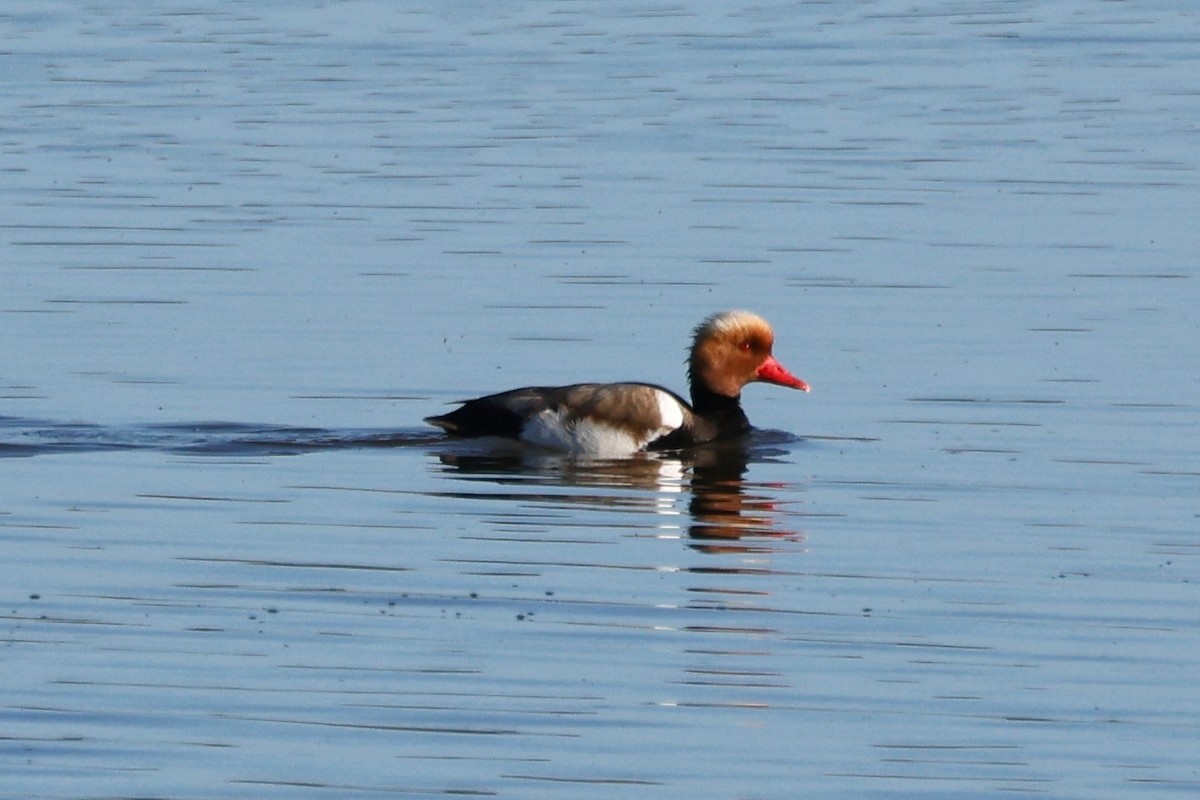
[689,383,750,438]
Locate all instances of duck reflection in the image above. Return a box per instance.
[684,440,795,551]
[431,433,801,550]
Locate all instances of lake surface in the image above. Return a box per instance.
[3,2,1198,797]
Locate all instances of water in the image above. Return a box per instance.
[3,2,1198,797]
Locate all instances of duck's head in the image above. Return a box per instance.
[688,310,809,398]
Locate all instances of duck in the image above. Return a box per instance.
[425,309,809,458]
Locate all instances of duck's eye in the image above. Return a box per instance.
[739,340,752,352]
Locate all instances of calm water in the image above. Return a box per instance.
[3,2,1198,798]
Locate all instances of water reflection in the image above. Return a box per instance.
[432,432,804,552]
[686,441,792,548]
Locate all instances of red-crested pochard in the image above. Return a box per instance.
[425,309,809,457]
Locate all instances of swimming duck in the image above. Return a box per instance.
[425,309,808,457]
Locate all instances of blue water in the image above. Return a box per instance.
[3,2,1198,798]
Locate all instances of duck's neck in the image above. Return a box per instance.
[689,382,751,439]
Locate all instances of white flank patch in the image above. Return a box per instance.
[522,409,639,458]
[566,419,644,458]
[520,391,685,458]
[654,389,685,433]
[520,408,578,452]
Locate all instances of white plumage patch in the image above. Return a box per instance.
[654,388,685,432]
[520,388,686,458]
[520,410,638,458]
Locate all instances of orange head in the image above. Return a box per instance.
[688,310,809,398]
